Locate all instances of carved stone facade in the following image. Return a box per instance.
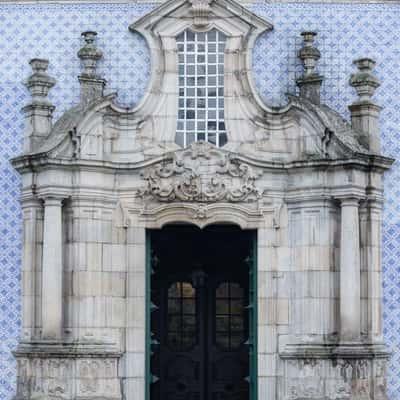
[10,0,393,399]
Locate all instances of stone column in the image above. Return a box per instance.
[339,198,361,342]
[21,199,43,341]
[366,200,384,342]
[41,197,64,339]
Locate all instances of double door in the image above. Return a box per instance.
[150,227,254,400]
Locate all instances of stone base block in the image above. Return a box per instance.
[14,343,122,400]
[281,356,388,400]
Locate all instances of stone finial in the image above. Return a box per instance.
[23,58,56,153]
[77,31,103,77]
[349,58,380,103]
[296,31,323,105]
[77,31,106,104]
[25,59,56,105]
[348,58,381,154]
[298,32,320,76]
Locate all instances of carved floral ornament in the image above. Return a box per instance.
[138,141,263,203]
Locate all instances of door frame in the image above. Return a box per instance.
[145,227,258,400]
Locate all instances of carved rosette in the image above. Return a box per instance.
[139,141,262,203]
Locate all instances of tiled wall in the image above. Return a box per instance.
[0,2,399,398]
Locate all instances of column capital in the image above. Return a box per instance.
[37,193,67,204]
[42,196,64,207]
[336,196,363,207]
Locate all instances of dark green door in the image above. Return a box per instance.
[148,226,256,400]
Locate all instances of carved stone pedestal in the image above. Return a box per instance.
[281,345,389,400]
[14,344,122,400]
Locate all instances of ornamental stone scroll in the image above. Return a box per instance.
[138,141,263,203]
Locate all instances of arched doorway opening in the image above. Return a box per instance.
[147,225,257,400]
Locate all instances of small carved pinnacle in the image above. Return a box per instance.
[77,31,103,77]
[25,58,56,105]
[296,31,323,105]
[349,57,380,103]
[298,31,321,76]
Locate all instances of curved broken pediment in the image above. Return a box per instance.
[12,0,392,173]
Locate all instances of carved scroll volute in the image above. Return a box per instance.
[138,142,262,203]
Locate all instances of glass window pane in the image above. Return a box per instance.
[168,315,180,331]
[176,131,185,147]
[216,300,229,315]
[182,282,195,298]
[186,98,195,108]
[187,30,195,41]
[208,133,216,145]
[187,65,195,75]
[216,334,230,349]
[208,65,217,74]
[231,316,244,331]
[187,133,196,145]
[208,76,216,86]
[168,282,181,297]
[183,299,195,314]
[182,316,196,330]
[230,283,243,298]
[216,316,229,331]
[168,298,180,314]
[231,300,243,315]
[168,332,180,349]
[230,334,243,348]
[219,132,228,147]
[216,283,229,298]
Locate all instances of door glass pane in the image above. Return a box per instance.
[215,282,245,350]
[167,281,196,350]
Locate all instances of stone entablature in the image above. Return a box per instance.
[10,0,394,399]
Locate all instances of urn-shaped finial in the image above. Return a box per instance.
[77,31,103,77]
[296,31,323,105]
[25,58,56,104]
[298,31,321,76]
[349,57,380,102]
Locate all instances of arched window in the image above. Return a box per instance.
[175,29,227,148]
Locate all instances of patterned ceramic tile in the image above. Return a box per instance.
[0,2,399,399]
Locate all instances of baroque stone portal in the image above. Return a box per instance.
[11,0,393,399]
